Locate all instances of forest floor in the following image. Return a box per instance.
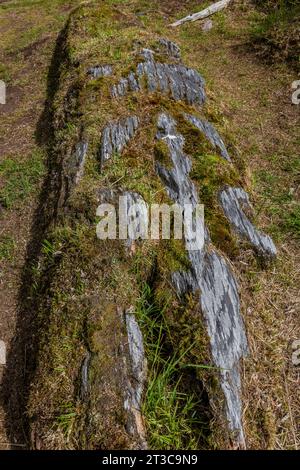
[0,0,299,449]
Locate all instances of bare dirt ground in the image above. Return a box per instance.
[0,0,298,449]
[0,0,78,449]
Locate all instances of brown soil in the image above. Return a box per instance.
[0,0,82,449]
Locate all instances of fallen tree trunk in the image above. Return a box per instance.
[170,0,232,27]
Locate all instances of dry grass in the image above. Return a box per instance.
[0,0,82,449]
[166,0,300,449]
[241,251,300,449]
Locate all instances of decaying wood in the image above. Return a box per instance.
[170,0,232,27]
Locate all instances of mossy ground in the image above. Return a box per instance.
[251,0,300,71]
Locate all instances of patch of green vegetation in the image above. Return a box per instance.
[27,220,100,447]
[0,0,74,10]
[0,235,15,261]
[158,239,190,273]
[251,1,300,70]
[179,119,214,158]
[154,139,172,169]
[191,153,239,203]
[209,215,239,257]
[282,204,300,238]
[0,0,77,60]
[56,402,78,439]
[254,162,300,242]
[190,153,240,256]
[17,25,45,50]
[136,284,210,450]
[0,149,45,209]
[94,141,168,205]
[0,63,11,82]
[28,234,141,448]
[41,239,56,257]
[145,357,203,449]
[282,153,300,175]
[64,2,141,71]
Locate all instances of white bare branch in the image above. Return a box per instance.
[170,0,232,27]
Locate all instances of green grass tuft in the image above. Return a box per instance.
[0,149,45,209]
[283,205,300,239]
[135,284,207,450]
[0,235,15,261]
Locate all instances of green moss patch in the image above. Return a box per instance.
[190,153,240,257]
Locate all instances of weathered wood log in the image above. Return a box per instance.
[26,1,277,451]
[170,0,232,27]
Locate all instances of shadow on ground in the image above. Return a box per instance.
[0,23,69,449]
